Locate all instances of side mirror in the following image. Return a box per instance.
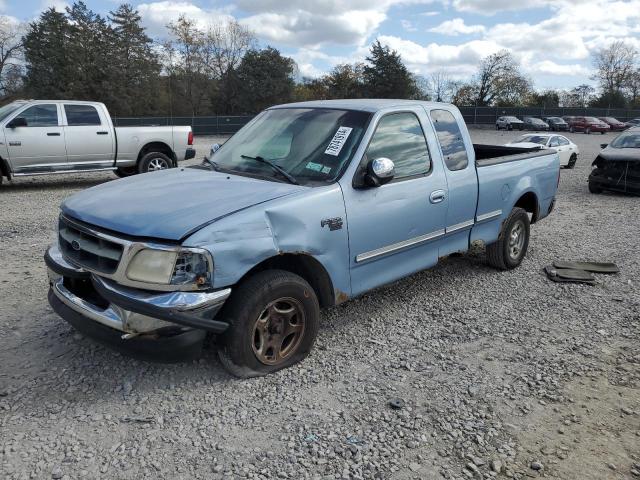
[7,117,27,128]
[365,157,395,187]
[600,143,608,149]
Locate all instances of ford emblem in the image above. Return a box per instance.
[71,240,81,251]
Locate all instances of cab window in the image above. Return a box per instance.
[365,112,431,180]
[19,104,58,127]
[430,109,469,171]
[65,105,102,126]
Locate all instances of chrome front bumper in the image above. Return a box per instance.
[46,244,231,335]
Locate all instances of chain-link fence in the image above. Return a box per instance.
[112,107,640,135]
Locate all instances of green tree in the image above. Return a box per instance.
[234,47,295,113]
[325,63,365,99]
[23,8,73,98]
[472,50,531,106]
[107,4,161,116]
[363,40,418,98]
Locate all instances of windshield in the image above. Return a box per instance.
[609,132,640,149]
[548,117,564,123]
[0,102,25,122]
[208,108,371,186]
[505,116,519,121]
[601,117,617,122]
[585,117,600,122]
[514,135,547,145]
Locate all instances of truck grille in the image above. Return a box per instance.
[58,217,124,274]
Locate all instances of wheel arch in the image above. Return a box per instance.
[0,155,11,180]
[137,142,176,166]
[238,253,336,308]
[513,190,540,224]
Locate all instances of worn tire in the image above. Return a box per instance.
[486,207,530,270]
[217,270,320,378]
[114,166,137,178]
[138,152,174,174]
[588,180,602,194]
[567,153,577,169]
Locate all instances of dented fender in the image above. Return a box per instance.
[183,183,351,304]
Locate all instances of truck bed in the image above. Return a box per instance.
[474,144,548,167]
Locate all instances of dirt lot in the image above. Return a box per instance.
[0,129,638,480]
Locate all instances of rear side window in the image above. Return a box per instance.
[20,104,58,127]
[430,109,469,171]
[65,105,101,126]
[365,112,431,179]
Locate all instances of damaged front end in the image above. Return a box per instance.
[589,155,640,195]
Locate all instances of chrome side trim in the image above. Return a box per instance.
[445,219,474,234]
[355,229,445,263]
[475,209,502,223]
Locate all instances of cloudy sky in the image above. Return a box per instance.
[5,0,640,89]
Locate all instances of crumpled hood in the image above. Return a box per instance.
[61,168,305,241]
[599,147,640,162]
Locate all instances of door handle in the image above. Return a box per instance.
[47,132,60,136]
[430,190,446,204]
[97,131,108,135]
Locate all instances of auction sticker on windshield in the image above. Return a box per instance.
[324,127,353,156]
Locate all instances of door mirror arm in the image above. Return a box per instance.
[7,117,27,128]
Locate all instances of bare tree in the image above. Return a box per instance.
[428,70,452,102]
[0,16,25,98]
[572,84,595,107]
[164,16,209,116]
[626,70,640,106]
[202,20,254,80]
[473,50,531,106]
[592,40,637,96]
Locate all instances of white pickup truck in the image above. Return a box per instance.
[0,100,195,184]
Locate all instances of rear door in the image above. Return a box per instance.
[342,108,448,295]
[63,104,114,167]
[3,103,67,172]
[427,108,478,257]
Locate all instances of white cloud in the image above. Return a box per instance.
[401,19,417,32]
[137,1,234,38]
[449,0,558,16]
[429,18,485,36]
[376,35,502,76]
[38,0,68,13]
[420,10,440,16]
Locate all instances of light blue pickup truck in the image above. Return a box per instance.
[45,100,559,377]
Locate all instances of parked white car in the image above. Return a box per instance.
[0,100,195,184]
[505,133,579,168]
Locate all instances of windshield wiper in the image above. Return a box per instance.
[240,154,299,185]
[202,156,221,171]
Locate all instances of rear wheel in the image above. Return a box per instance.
[569,126,574,133]
[585,127,591,134]
[567,153,577,169]
[486,207,530,270]
[138,152,173,174]
[217,270,320,378]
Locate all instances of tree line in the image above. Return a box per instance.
[1,2,640,116]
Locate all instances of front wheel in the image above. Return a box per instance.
[138,152,174,174]
[588,180,602,194]
[486,207,530,270]
[217,270,320,378]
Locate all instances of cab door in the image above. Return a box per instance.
[341,109,448,296]
[3,103,67,172]
[62,104,114,167]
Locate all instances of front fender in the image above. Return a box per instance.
[183,184,351,298]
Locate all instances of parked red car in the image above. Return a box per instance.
[566,116,610,134]
[598,117,626,131]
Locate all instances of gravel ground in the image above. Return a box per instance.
[0,129,639,480]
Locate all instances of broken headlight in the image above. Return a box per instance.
[126,248,212,288]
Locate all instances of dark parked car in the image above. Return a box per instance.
[589,127,640,194]
[598,117,626,131]
[625,118,640,128]
[522,117,549,131]
[543,117,569,131]
[496,116,524,130]
[566,116,610,134]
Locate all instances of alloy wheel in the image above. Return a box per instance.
[252,297,306,365]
